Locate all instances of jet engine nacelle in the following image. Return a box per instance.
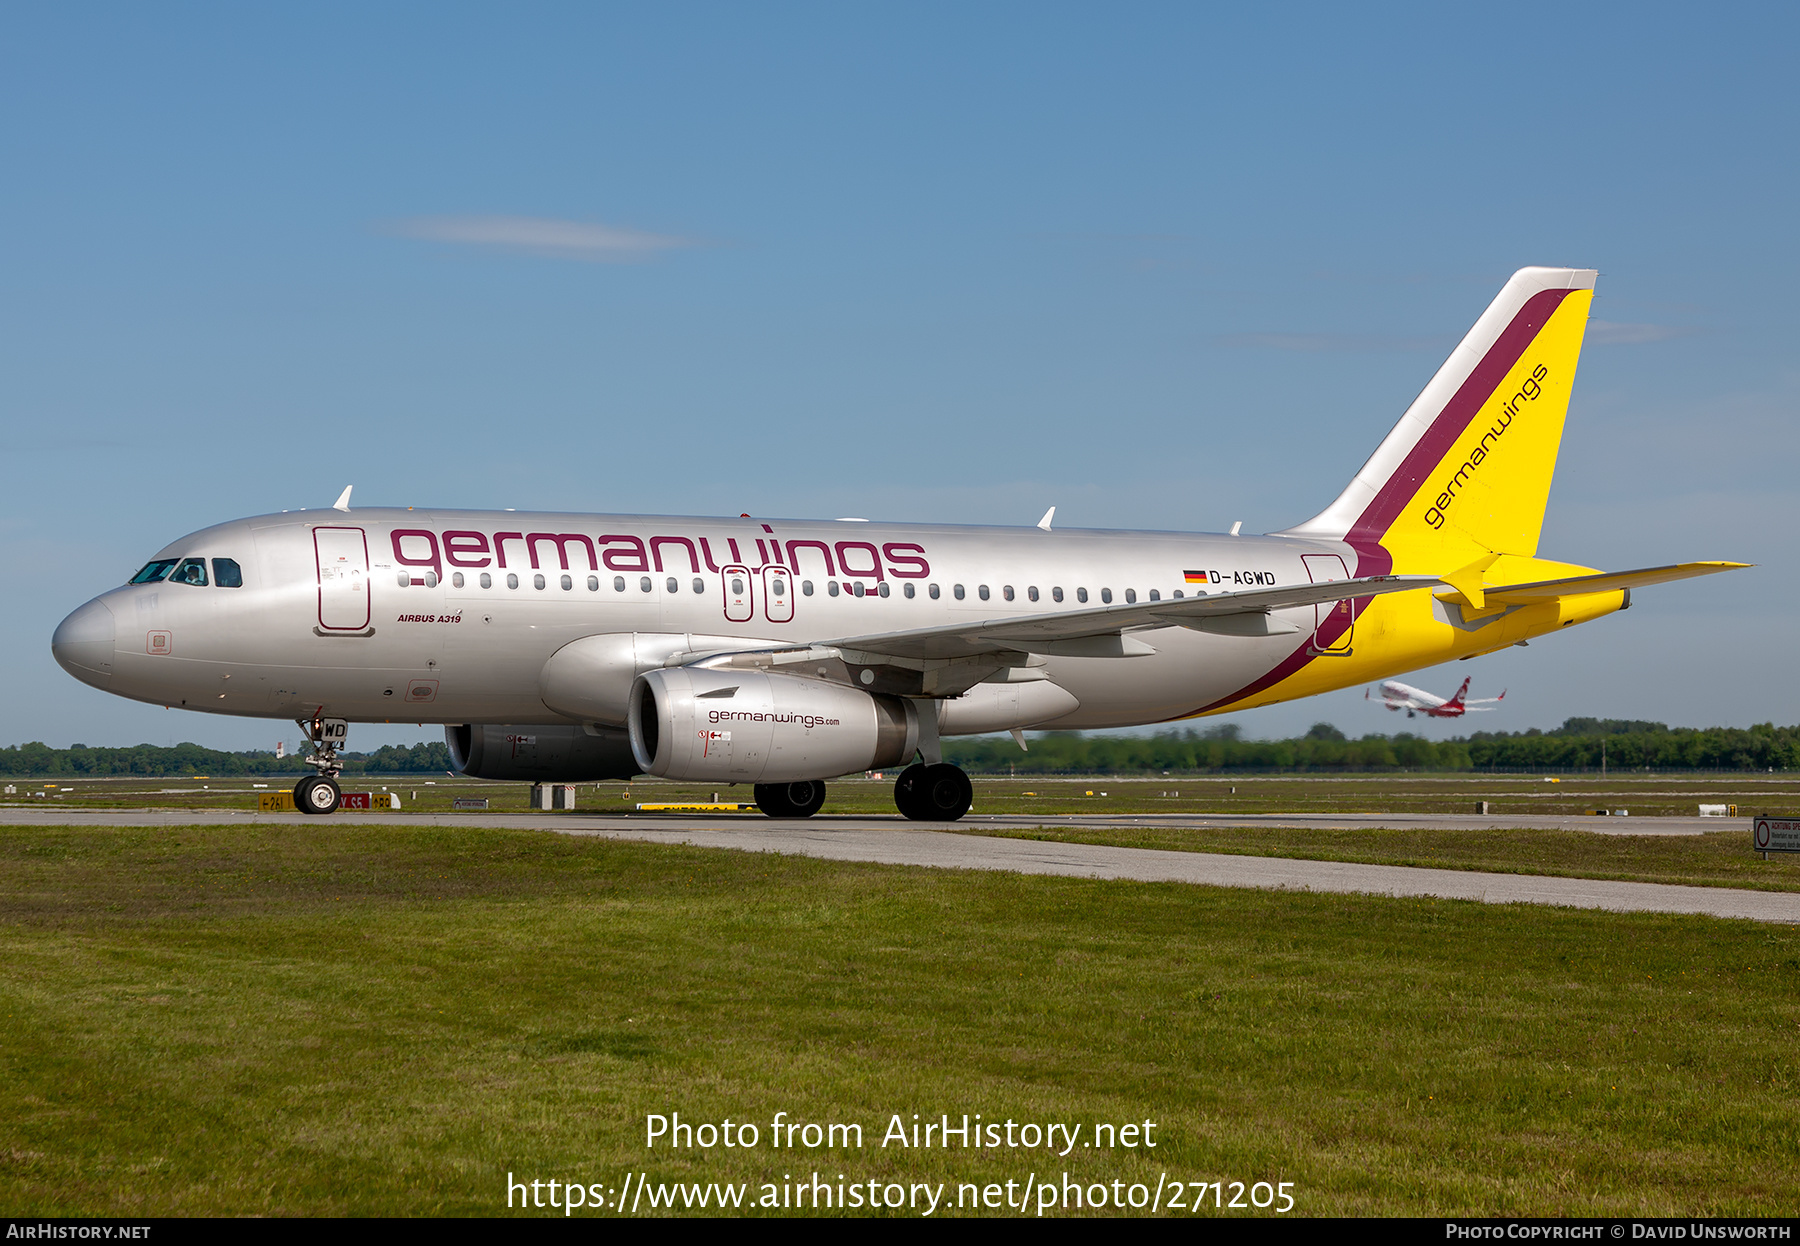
[446,722,638,782]
[629,667,919,783]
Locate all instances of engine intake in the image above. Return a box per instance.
[629,668,917,782]
[446,723,638,782]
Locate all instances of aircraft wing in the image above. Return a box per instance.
[821,574,1438,662]
[1455,561,1749,608]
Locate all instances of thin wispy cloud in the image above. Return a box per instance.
[1215,331,1448,353]
[1587,320,1694,346]
[389,215,701,262]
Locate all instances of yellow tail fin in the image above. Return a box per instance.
[1281,267,1596,575]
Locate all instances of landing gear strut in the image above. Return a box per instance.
[754,780,827,819]
[893,763,972,821]
[292,713,346,816]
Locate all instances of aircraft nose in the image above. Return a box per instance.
[52,598,117,689]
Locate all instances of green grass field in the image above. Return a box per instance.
[4,821,1799,1216]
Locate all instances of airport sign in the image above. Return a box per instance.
[1752,817,1800,854]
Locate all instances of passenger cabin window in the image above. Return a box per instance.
[1173,589,1184,598]
[507,573,519,589]
[614,576,626,592]
[732,576,747,595]
[1148,589,1160,601]
[1076,588,1088,603]
[211,558,243,588]
[667,577,679,593]
[533,574,546,590]
[1002,585,1014,602]
[953,584,965,600]
[978,585,990,601]
[640,576,653,593]
[692,577,705,594]
[877,582,890,598]
[929,583,940,600]
[169,558,208,587]
[903,583,915,599]
[1124,588,1136,604]
[561,574,573,591]
[802,580,814,596]
[588,576,600,591]
[852,581,864,597]
[1101,588,1113,604]
[1053,587,1064,603]
[480,573,493,589]
[129,559,179,585]
[452,572,465,589]
[1028,586,1039,602]
[828,581,840,597]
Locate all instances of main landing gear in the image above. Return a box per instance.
[893,763,973,822]
[292,713,347,816]
[753,779,828,819]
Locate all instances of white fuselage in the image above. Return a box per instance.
[53,508,1367,732]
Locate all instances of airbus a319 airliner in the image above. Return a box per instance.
[52,267,1745,820]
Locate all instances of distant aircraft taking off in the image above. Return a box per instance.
[53,267,1748,821]
[1369,677,1504,718]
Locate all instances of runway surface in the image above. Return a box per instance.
[4,806,1791,923]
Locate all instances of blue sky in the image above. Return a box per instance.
[5,3,1796,751]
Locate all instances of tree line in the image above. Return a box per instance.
[4,719,1796,777]
[945,719,1800,774]
[0,740,454,778]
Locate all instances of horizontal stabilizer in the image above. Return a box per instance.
[1443,561,1750,607]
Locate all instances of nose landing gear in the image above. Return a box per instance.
[292,713,349,816]
[893,763,972,821]
[294,773,342,815]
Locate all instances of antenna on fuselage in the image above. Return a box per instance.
[333,485,353,513]
[1037,507,1055,531]
[1229,521,1242,536]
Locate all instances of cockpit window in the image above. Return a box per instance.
[129,559,179,585]
[168,558,209,587]
[212,558,243,588]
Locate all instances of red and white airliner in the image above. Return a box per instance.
[1369,677,1504,719]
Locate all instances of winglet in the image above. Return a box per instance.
[332,485,353,513]
[1037,507,1055,532]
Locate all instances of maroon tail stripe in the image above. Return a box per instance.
[1347,287,1572,552]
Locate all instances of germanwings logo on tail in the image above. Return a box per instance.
[1421,364,1549,531]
